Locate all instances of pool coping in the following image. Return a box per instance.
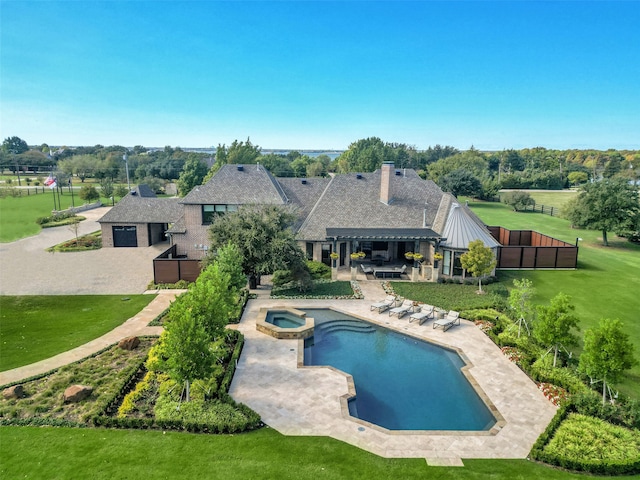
[230,297,558,461]
[294,305,507,436]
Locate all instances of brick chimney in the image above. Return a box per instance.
[380,162,395,204]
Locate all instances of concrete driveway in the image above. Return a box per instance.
[0,206,167,295]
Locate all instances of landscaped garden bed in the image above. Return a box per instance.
[47,230,102,252]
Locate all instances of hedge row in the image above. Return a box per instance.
[530,401,640,475]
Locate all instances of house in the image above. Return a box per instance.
[164,162,503,282]
[98,185,182,248]
[100,162,577,283]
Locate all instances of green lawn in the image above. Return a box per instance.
[0,295,155,371]
[0,426,621,480]
[498,189,578,211]
[467,200,640,398]
[0,191,77,242]
[0,189,116,242]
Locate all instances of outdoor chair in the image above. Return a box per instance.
[370,295,397,313]
[409,305,435,325]
[389,299,414,318]
[433,311,460,332]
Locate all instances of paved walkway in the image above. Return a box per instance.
[0,290,181,386]
[230,283,557,465]
[0,206,165,295]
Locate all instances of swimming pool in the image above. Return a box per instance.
[302,308,496,431]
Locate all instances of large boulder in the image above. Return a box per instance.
[64,385,93,403]
[2,385,24,399]
[118,336,140,351]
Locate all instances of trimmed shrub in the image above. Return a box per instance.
[305,260,330,280]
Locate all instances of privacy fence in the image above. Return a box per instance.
[488,226,578,269]
[153,245,201,284]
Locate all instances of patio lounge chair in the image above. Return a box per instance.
[370,295,397,313]
[360,264,374,275]
[433,311,460,332]
[409,305,435,325]
[389,299,414,318]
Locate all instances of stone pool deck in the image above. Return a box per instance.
[229,294,557,465]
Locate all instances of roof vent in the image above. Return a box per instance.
[356,173,362,179]
[301,179,307,184]
[395,170,402,176]
[237,165,244,171]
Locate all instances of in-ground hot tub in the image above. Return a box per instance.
[256,307,314,339]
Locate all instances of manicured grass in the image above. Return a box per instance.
[498,190,578,212]
[467,200,640,399]
[0,295,155,371]
[391,282,507,311]
[0,191,77,242]
[0,426,618,480]
[272,280,354,297]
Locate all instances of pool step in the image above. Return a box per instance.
[313,320,376,342]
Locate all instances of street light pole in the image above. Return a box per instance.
[123,153,131,191]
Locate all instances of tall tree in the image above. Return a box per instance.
[1,136,29,155]
[438,168,483,197]
[208,205,306,281]
[176,155,209,196]
[163,306,214,403]
[578,318,637,406]
[335,137,395,173]
[564,178,640,246]
[210,242,247,292]
[178,262,237,339]
[459,240,496,293]
[534,293,580,367]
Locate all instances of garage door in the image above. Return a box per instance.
[113,226,137,247]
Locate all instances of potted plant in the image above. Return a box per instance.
[329,252,339,268]
[433,252,443,268]
[404,252,414,261]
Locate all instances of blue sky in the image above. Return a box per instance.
[1,1,639,150]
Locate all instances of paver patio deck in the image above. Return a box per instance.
[230,290,557,464]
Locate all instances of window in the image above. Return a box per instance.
[453,252,464,276]
[443,250,451,275]
[202,204,237,224]
[321,244,332,266]
[306,242,314,260]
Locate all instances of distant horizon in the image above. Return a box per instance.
[3,1,639,151]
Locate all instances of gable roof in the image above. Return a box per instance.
[440,202,500,249]
[179,164,288,206]
[295,168,445,241]
[98,195,182,224]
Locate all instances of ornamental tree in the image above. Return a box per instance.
[502,190,535,212]
[579,318,637,406]
[508,278,535,337]
[460,240,496,293]
[163,306,214,403]
[533,293,580,367]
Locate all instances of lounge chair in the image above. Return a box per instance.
[409,305,435,325]
[360,264,373,275]
[370,295,397,313]
[389,299,414,318]
[433,311,460,331]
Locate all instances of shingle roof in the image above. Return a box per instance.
[179,164,288,205]
[98,195,182,224]
[276,177,331,229]
[440,202,500,249]
[295,169,445,241]
[132,184,157,198]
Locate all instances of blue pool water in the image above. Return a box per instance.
[302,308,496,431]
[265,311,305,328]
